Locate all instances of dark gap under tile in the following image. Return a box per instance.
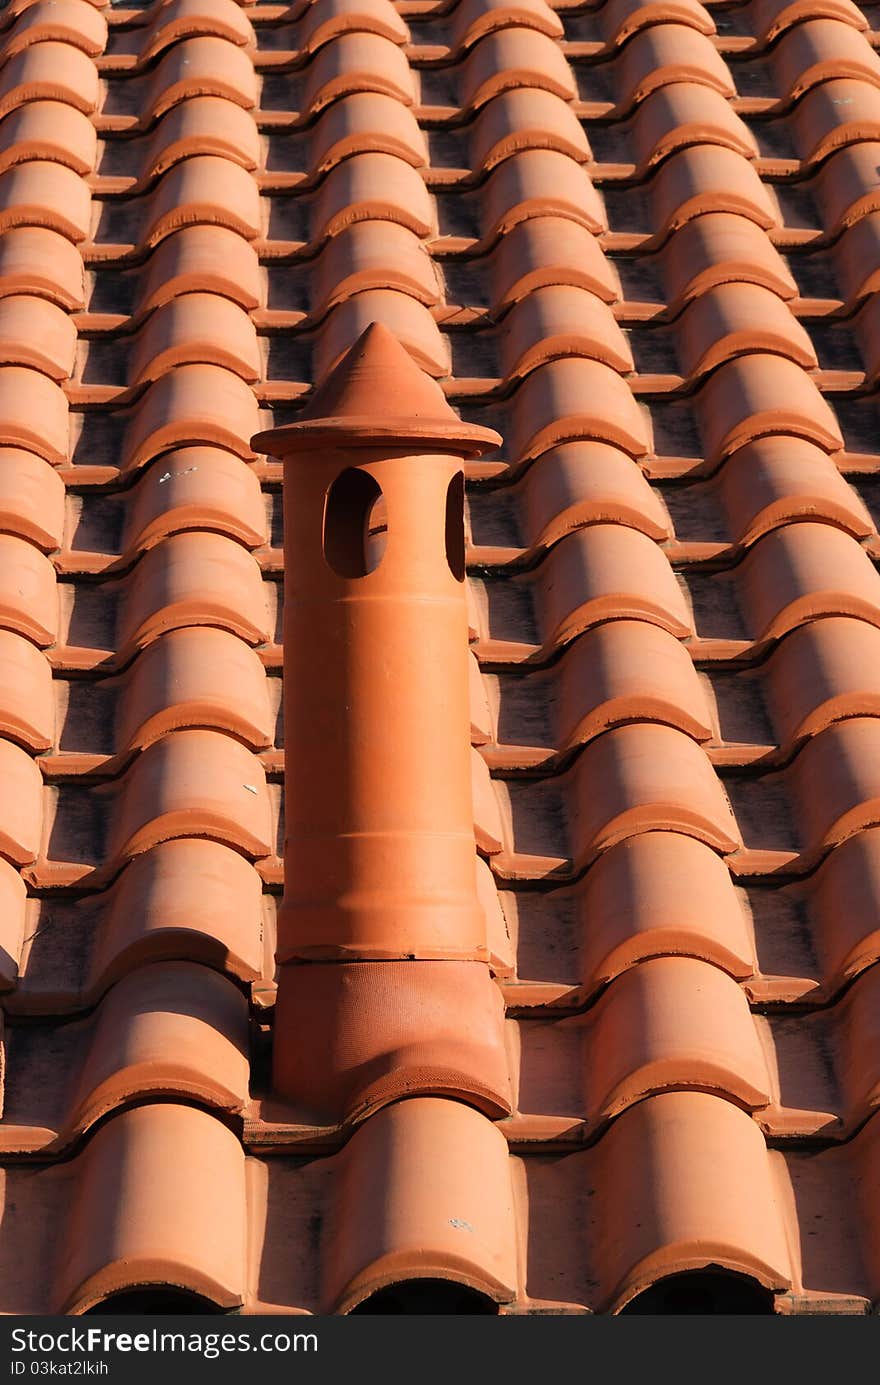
[658,479,729,542]
[56,679,118,755]
[807,321,864,372]
[86,269,138,316]
[628,323,679,374]
[679,569,749,640]
[708,668,775,743]
[449,328,500,378]
[724,772,799,853]
[46,786,108,869]
[66,494,126,557]
[260,72,306,113]
[479,574,540,644]
[466,486,524,547]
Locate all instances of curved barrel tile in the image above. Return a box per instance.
[566,722,741,867]
[105,727,274,864]
[122,447,268,554]
[58,1103,247,1313]
[116,626,273,751]
[324,1097,519,1313]
[118,530,272,652]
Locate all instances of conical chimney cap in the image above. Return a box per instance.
[252,322,501,458]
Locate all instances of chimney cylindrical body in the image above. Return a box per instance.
[279,443,486,960]
[252,323,502,968]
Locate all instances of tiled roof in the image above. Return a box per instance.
[3,0,880,1319]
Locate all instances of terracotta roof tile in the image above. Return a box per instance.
[469,88,592,170]
[145,36,259,118]
[766,617,880,746]
[307,91,428,173]
[141,97,262,182]
[739,521,880,641]
[312,150,436,237]
[0,738,42,865]
[650,145,780,235]
[2,961,250,1152]
[526,618,713,748]
[809,829,880,993]
[507,357,649,460]
[137,226,262,317]
[13,838,265,1009]
[59,1102,248,1313]
[0,629,54,751]
[0,293,76,378]
[315,1098,519,1313]
[301,32,417,111]
[498,441,671,551]
[482,169,599,256]
[581,1092,792,1310]
[0,447,65,549]
[771,17,880,100]
[0,159,92,240]
[121,447,268,551]
[0,41,100,117]
[122,363,262,469]
[460,29,578,109]
[2,0,107,53]
[660,212,798,308]
[105,726,273,863]
[630,82,759,171]
[0,225,84,308]
[0,365,68,461]
[138,0,256,59]
[488,215,621,308]
[314,287,450,374]
[814,140,880,231]
[139,154,262,244]
[787,717,880,863]
[716,436,873,545]
[525,955,771,1128]
[695,353,843,460]
[0,100,98,173]
[116,625,273,750]
[749,0,867,43]
[617,24,735,111]
[291,0,409,51]
[117,531,272,650]
[310,220,440,311]
[566,721,741,861]
[602,0,715,45]
[527,521,692,647]
[834,211,880,305]
[789,76,880,165]
[129,289,262,384]
[569,832,757,996]
[448,0,563,50]
[2,0,880,1318]
[498,284,634,377]
[676,282,818,377]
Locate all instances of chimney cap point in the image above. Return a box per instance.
[251,322,502,459]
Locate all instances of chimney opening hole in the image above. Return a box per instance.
[445,472,466,582]
[323,468,386,578]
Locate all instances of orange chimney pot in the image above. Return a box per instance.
[252,323,501,973]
